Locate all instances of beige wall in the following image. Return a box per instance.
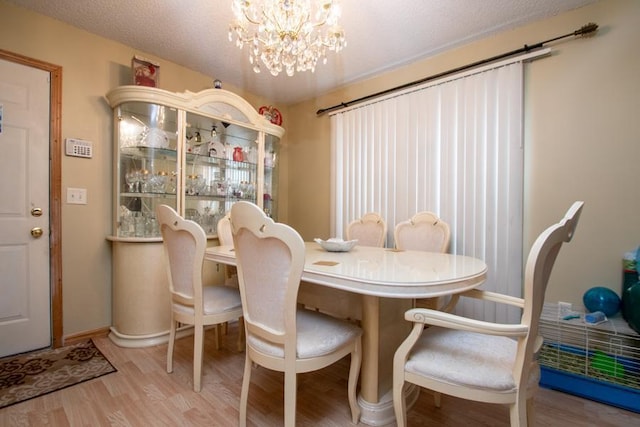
[286,0,640,309]
[1,0,638,338]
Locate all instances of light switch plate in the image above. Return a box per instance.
[67,187,87,204]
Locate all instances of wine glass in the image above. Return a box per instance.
[125,170,140,192]
[139,169,151,193]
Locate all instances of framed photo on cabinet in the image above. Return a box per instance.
[132,55,159,87]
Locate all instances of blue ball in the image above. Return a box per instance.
[583,286,621,317]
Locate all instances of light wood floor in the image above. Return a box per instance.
[2,322,639,426]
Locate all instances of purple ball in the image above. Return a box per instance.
[583,286,621,317]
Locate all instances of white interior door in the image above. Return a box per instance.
[0,58,51,357]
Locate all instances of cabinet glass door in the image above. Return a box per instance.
[115,102,178,238]
[263,133,280,221]
[184,112,259,236]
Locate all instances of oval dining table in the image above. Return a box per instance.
[205,241,487,426]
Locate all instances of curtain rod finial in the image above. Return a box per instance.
[576,22,598,37]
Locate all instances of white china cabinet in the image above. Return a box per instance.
[106,86,284,347]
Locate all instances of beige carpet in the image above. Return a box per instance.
[0,339,116,409]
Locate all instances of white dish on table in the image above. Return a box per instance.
[314,238,358,252]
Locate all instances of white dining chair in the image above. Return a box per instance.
[230,201,362,427]
[157,204,244,392]
[215,211,240,340]
[392,201,584,427]
[216,211,238,286]
[394,211,450,253]
[216,210,233,245]
[395,211,451,309]
[346,212,387,247]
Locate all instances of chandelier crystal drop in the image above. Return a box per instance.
[228,0,346,77]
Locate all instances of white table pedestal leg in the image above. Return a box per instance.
[358,295,416,426]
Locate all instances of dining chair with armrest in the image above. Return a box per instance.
[231,201,362,427]
[157,204,244,392]
[392,201,584,426]
[346,212,387,247]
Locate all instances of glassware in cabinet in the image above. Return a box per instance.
[183,112,261,235]
[114,101,178,238]
[107,86,285,239]
[263,133,280,220]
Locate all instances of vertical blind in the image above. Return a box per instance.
[330,61,524,323]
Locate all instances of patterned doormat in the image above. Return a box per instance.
[0,339,117,409]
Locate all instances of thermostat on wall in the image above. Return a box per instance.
[65,138,93,158]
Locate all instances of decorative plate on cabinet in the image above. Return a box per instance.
[259,105,283,126]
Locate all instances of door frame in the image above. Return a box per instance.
[0,48,63,349]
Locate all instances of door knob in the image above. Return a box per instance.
[31,227,44,238]
[31,207,43,217]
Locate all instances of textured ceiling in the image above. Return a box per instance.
[6,0,597,105]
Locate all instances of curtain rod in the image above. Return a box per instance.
[316,22,598,116]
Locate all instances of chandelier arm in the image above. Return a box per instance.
[312,16,329,28]
[292,11,311,38]
[274,12,293,40]
[242,9,261,26]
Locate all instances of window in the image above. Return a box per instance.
[330,61,524,322]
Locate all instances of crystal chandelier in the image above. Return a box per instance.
[228,0,346,77]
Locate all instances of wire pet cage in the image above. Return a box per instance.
[539,302,640,413]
